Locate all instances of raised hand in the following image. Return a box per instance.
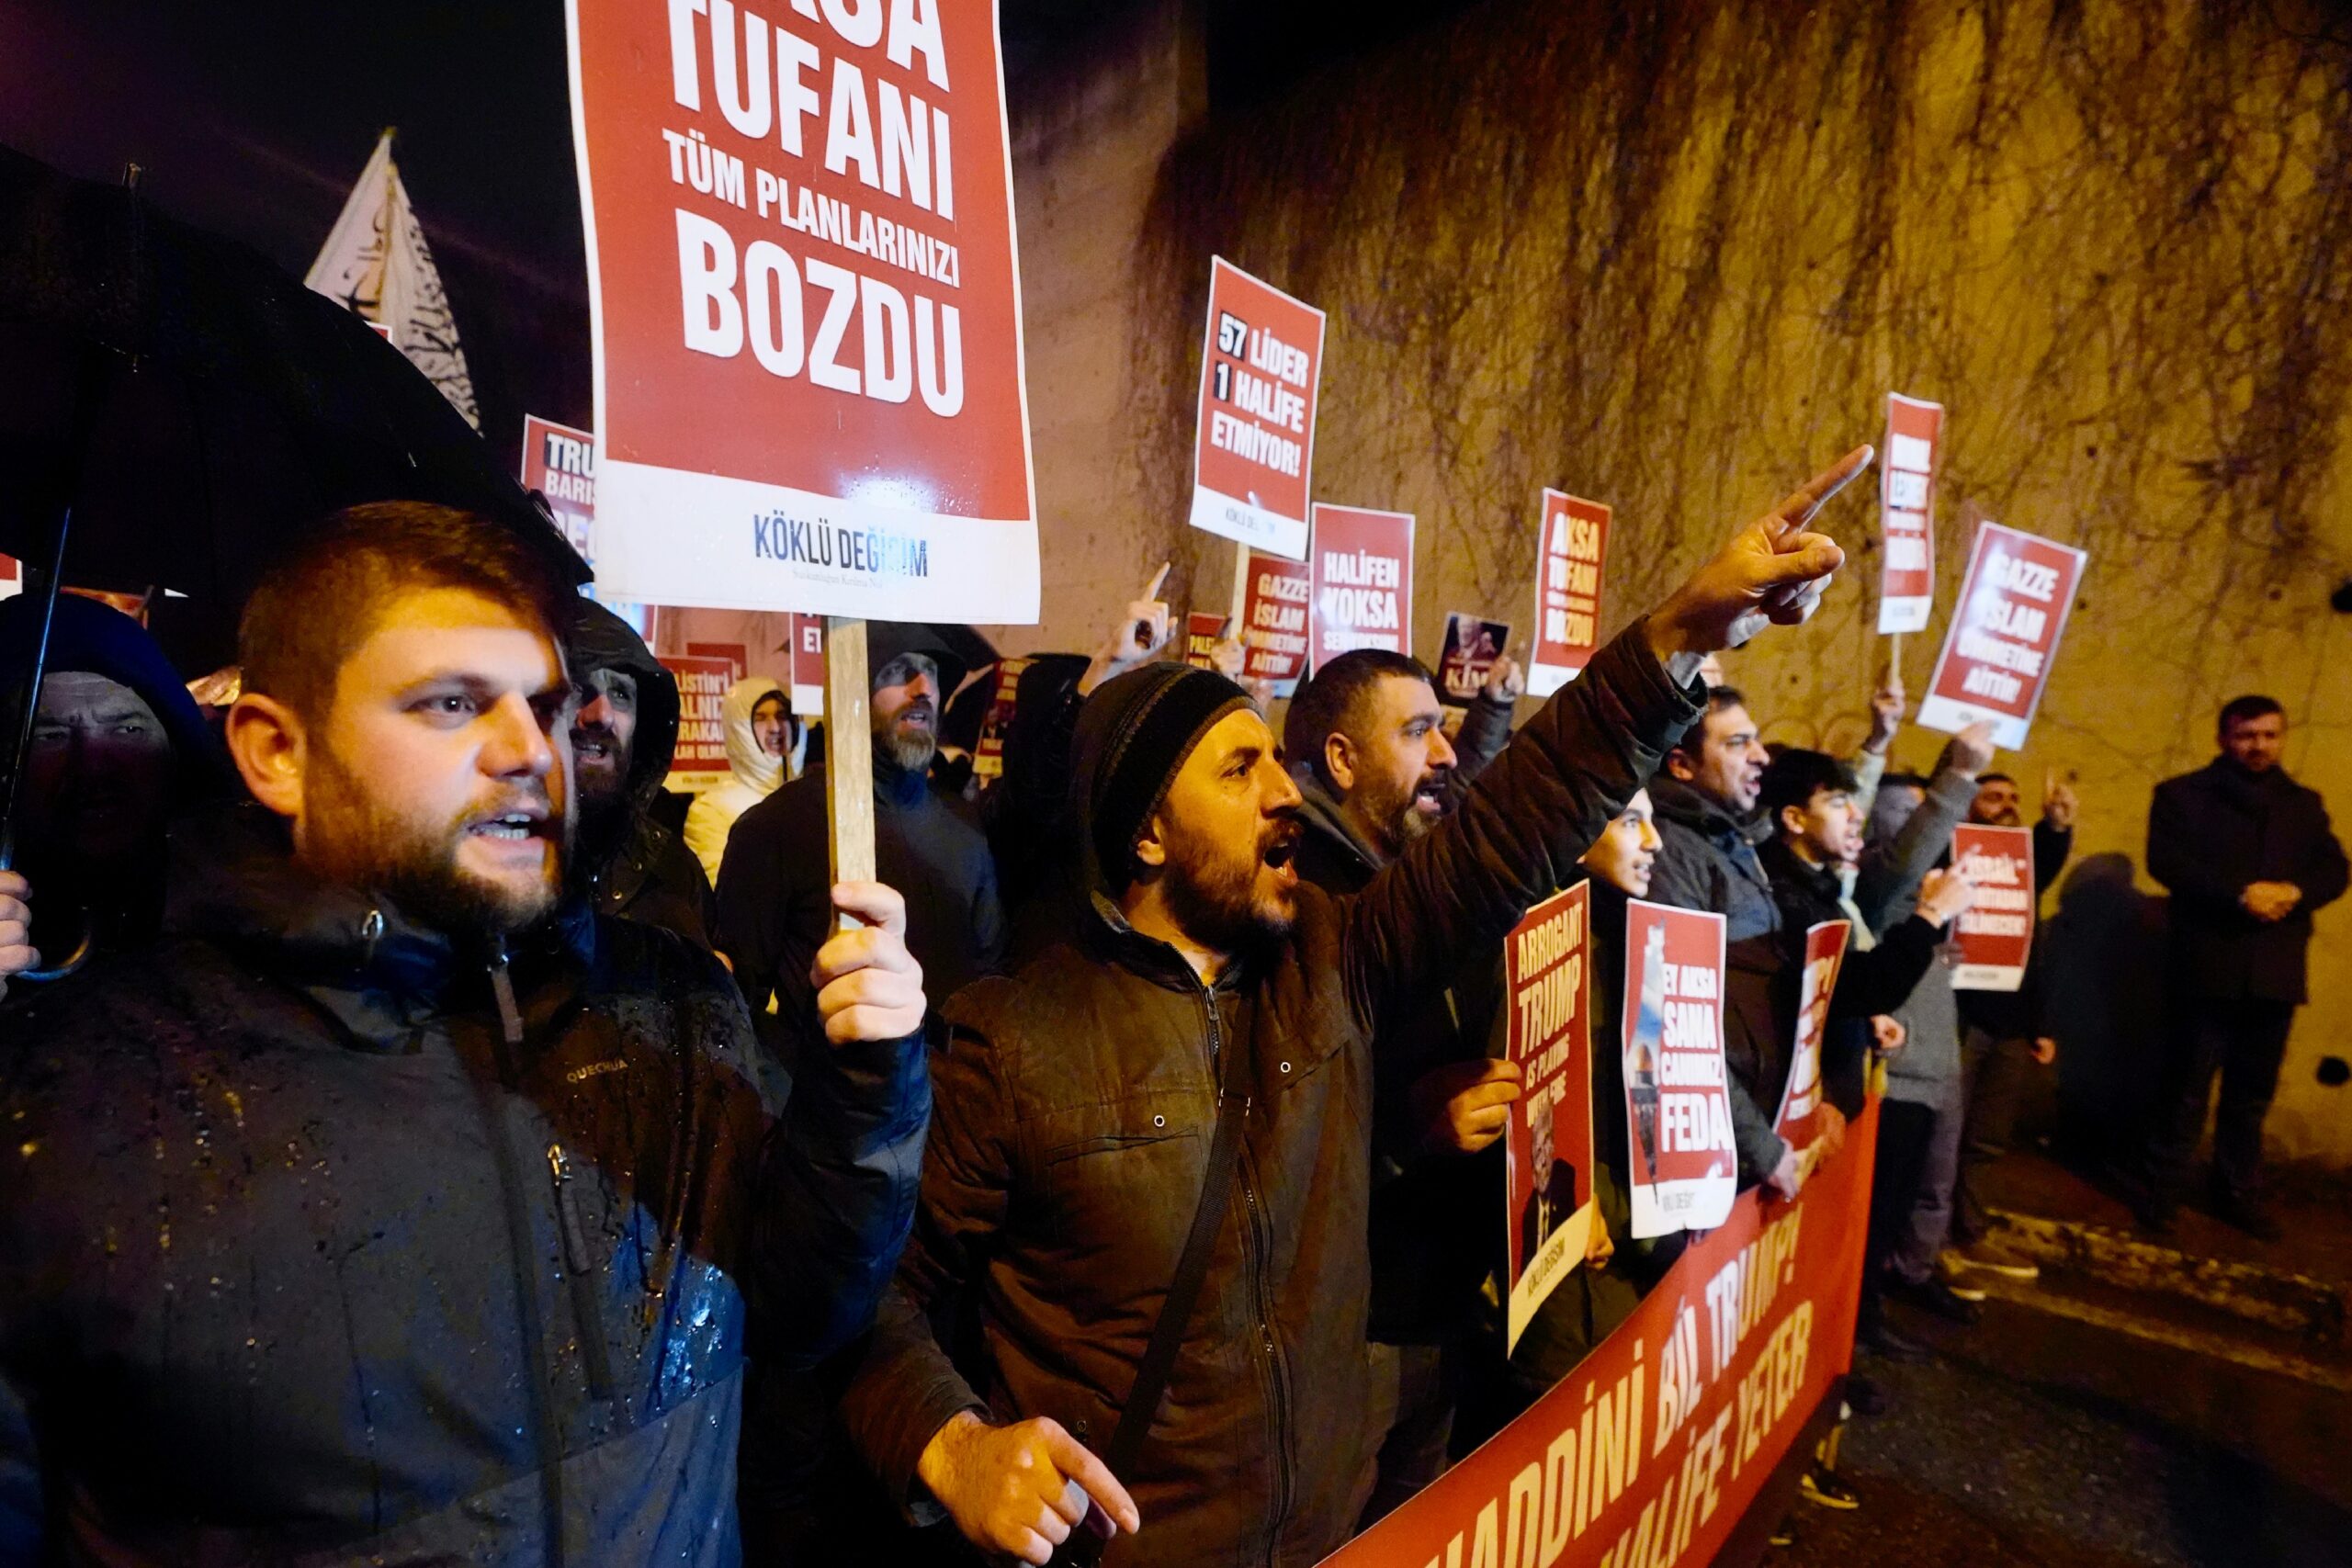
[810,881,927,1044]
[1646,446,1871,660]
[1865,670,1905,754]
[1482,653,1526,705]
[2042,770,2078,830]
[917,1410,1142,1566]
[1940,720,1997,779]
[0,870,33,1003]
[1080,564,1175,695]
[1916,865,1976,929]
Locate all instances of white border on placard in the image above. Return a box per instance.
[1914,520,2086,751]
[1623,900,1736,1239]
[1307,502,1416,667]
[1188,255,1326,563]
[1876,391,1942,635]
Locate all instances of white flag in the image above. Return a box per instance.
[306,130,481,430]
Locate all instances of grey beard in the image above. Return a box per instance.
[878,727,937,773]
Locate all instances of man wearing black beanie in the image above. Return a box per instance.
[840,447,1874,1567]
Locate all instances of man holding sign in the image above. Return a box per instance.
[842,449,1876,1567]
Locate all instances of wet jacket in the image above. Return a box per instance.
[839,627,1700,1567]
[564,600,718,952]
[0,803,928,1566]
[2147,758,2346,1005]
[1647,774,1779,941]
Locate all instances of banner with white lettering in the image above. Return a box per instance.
[1319,1100,1877,1568]
[661,653,735,789]
[1950,824,2035,991]
[684,638,748,683]
[1307,503,1412,667]
[1505,882,1597,1352]
[1182,608,1227,671]
[1916,521,2086,750]
[1774,921,1851,1152]
[1529,490,1610,698]
[784,611,826,716]
[520,414,598,561]
[1875,393,1942,634]
[1438,612,1510,707]
[566,0,1038,621]
[970,656,1029,781]
[1239,547,1312,695]
[1623,900,1736,1239]
[1190,257,1325,560]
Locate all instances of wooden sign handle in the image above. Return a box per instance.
[1227,540,1250,634]
[822,616,876,931]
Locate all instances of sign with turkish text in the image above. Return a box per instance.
[1529,490,1610,698]
[566,0,1039,621]
[970,656,1030,781]
[1950,824,2035,991]
[1916,521,2086,750]
[1775,921,1851,1149]
[1623,900,1736,1239]
[1239,548,1312,695]
[1189,257,1324,560]
[1438,612,1510,706]
[1875,393,1941,634]
[1505,883,1597,1351]
[685,639,748,683]
[520,413,598,560]
[661,653,736,789]
[1183,609,1227,671]
[785,611,826,716]
[0,555,17,601]
[1307,504,1412,668]
[1319,1100,1878,1568]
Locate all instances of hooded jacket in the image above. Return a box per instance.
[685,676,795,886]
[0,802,928,1565]
[838,626,1699,1567]
[563,600,718,952]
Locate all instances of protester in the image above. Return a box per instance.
[1278,646,1522,1521]
[0,502,931,1562]
[1648,686,1776,937]
[2142,695,2348,1238]
[0,593,235,1001]
[685,675,799,884]
[563,597,719,949]
[1944,768,2078,1282]
[718,624,1005,1040]
[835,449,1871,1568]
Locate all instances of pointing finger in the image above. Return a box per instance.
[1045,1426,1140,1536]
[1771,445,1875,532]
[1144,561,1171,602]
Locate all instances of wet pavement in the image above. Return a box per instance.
[1776,1153,2352,1567]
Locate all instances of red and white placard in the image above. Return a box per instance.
[1307,503,1412,667]
[1876,393,1942,634]
[1189,257,1324,561]
[1916,521,2086,750]
[1529,489,1610,698]
[1950,824,2035,991]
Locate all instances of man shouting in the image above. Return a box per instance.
[840,449,1875,1566]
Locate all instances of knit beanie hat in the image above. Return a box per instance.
[1074,661,1253,890]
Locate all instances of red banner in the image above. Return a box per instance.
[0,554,18,601]
[1875,393,1941,634]
[1183,609,1228,671]
[1438,612,1510,707]
[1623,900,1736,1239]
[785,611,826,716]
[1529,490,1610,698]
[567,0,1038,621]
[1190,257,1325,561]
[1950,823,2035,991]
[519,413,597,560]
[1239,548,1312,694]
[661,653,736,787]
[1321,1102,1878,1568]
[684,639,748,683]
[1916,521,2086,750]
[1775,921,1851,1150]
[969,656,1030,781]
[1307,503,1413,667]
[1505,883,1597,1351]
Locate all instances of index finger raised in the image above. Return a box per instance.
[1143,561,1171,603]
[1771,445,1875,532]
[1044,1425,1140,1536]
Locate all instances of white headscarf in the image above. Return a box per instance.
[720,676,790,795]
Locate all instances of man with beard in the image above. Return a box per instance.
[0,503,930,1564]
[840,447,1874,1567]
[1647,686,1776,938]
[564,598,720,950]
[718,624,1006,1043]
[1279,648,1523,1520]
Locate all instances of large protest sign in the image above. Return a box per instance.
[1529,490,1610,698]
[520,414,598,560]
[1775,921,1851,1152]
[1239,547,1313,694]
[1182,609,1227,671]
[1916,521,2086,749]
[1505,884,1597,1352]
[1438,612,1510,706]
[1307,503,1412,667]
[566,0,1038,622]
[684,638,748,682]
[1320,1101,1878,1568]
[1875,393,1942,634]
[1190,258,1325,561]
[1623,900,1736,1239]
[661,653,735,789]
[1951,824,2036,991]
[969,656,1030,782]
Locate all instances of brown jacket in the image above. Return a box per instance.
[839,626,1700,1566]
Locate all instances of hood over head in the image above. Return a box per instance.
[721,675,788,793]
[0,592,232,796]
[561,597,679,809]
[1069,661,1252,899]
[865,621,986,705]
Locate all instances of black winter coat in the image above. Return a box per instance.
[0,805,927,1565]
[839,627,1700,1568]
[2147,758,2346,1004]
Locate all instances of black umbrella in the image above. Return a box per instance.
[0,143,587,965]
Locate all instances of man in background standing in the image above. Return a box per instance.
[2143,695,2346,1238]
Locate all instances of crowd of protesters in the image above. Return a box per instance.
[0,439,2344,1568]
